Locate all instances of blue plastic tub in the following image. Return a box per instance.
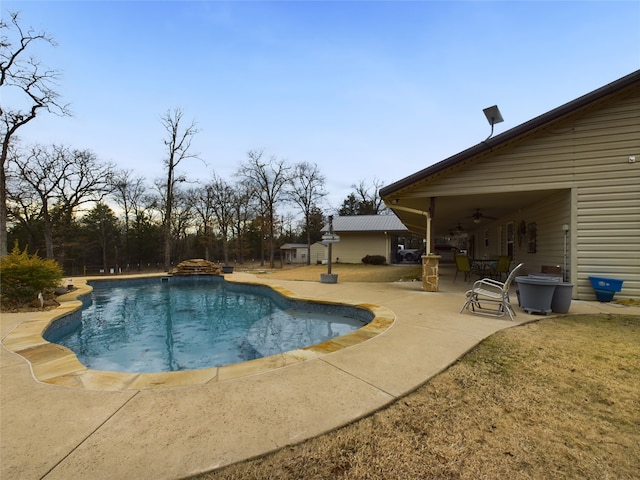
[594,288,615,302]
[588,276,623,302]
[588,276,623,292]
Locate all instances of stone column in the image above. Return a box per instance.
[422,255,441,292]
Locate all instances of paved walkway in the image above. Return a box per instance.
[2,272,638,480]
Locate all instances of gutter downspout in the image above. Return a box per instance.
[384,203,432,254]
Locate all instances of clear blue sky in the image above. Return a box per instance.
[5,1,640,211]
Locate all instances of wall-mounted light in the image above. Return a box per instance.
[483,105,504,141]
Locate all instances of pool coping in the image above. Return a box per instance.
[1,274,395,391]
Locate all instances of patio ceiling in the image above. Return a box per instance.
[389,189,560,239]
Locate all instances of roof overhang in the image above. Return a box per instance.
[379,70,640,237]
[380,70,640,198]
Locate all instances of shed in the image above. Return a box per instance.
[309,241,327,264]
[280,243,310,264]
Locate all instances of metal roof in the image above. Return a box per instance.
[280,243,309,249]
[322,215,409,233]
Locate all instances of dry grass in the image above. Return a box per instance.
[244,263,423,283]
[195,315,639,479]
[189,266,640,479]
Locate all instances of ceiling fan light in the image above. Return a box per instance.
[474,218,481,224]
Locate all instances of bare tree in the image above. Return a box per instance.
[352,178,388,215]
[0,11,70,256]
[130,191,162,269]
[9,144,114,260]
[205,173,236,264]
[231,180,254,264]
[111,169,146,266]
[171,189,195,261]
[159,108,200,271]
[238,150,291,268]
[5,145,40,250]
[288,162,327,264]
[188,185,215,261]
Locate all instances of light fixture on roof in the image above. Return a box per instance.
[483,105,504,141]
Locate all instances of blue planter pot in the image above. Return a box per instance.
[588,276,623,302]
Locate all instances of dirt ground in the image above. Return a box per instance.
[188,266,640,480]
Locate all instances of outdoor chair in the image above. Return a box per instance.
[460,263,524,321]
[454,255,473,282]
[487,255,512,280]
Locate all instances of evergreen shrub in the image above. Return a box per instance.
[0,244,63,308]
[361,254,386,265]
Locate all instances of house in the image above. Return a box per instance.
[280,243,310,264]
[380,70,639,300]
[320,215,413,264]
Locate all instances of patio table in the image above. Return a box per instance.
[472,259,497,278]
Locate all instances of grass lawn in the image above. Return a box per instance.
[190,265,639,479]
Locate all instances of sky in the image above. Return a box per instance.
[4,0,640,213]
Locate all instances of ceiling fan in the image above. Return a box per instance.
[467,209,497,224]
[449,223,465,235]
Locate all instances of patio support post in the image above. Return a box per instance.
[384,202,440,291]
[422,254,441,292]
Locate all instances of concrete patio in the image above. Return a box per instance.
[2,271,638,480]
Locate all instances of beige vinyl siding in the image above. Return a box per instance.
[572,93,640,300]
[404,87,640,299]
[575,180,639,300]
[409,93,639,199]
[330,233,389,264]
[309,243,327,264]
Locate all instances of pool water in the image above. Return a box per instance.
[46,278,369,373]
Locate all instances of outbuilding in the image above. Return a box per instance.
[280,243,311,264]
[320,215,414,264]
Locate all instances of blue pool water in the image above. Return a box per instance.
[45,277,371,373]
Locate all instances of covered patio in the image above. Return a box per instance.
[380,71,640,300]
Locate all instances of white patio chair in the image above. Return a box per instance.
[460,263,524,321]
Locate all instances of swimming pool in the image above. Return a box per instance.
[44,276,373,373]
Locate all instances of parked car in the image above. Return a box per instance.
[397,245,422,262]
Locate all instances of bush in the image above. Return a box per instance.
[361,254,386,265]
[0,244,63,308]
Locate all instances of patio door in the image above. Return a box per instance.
[506,221,515,257]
